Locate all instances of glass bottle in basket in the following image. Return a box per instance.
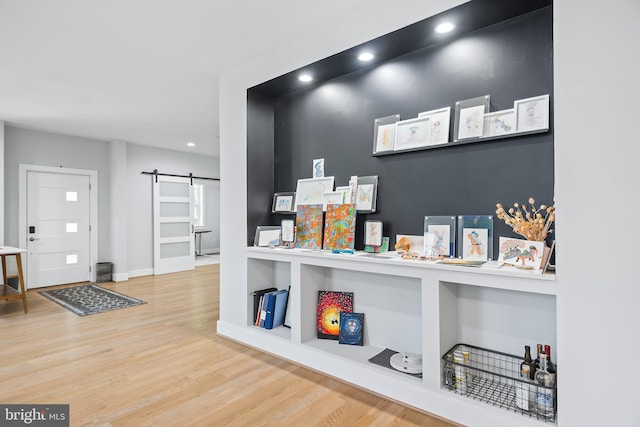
[534,352,555,419]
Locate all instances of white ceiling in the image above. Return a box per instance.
[0,0,373,156]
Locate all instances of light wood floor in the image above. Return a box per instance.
[0,265,458,427]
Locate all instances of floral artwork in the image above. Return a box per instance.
[463,227,488,261]
[317,291,354,340]
[498,237,545,270]
[295,204,323,249]
[323,204,356,250]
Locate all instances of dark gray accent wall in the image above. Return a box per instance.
[250,7,554,253]
[247,91,276,244]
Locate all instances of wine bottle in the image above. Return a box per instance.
[521,345,535,380]
[534,352,555,419]
[545,344,557,381]
[533,343,542,375]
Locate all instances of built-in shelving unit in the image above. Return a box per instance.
[217,247,556,426]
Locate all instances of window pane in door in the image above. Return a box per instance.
[159,202,190,217]
[160,242,190,258]
[160,222,190,238]
[159,181,189,197]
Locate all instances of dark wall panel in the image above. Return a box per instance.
[268,8,553,252]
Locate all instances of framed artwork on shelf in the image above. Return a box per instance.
[372,114,400,154]
[281,219,295,243]
[272,192,296,213]
[394,116,430,151]
[423,216,456,257]
[364,220,383,247]
[253,226,281,247]
[339,312,364,346]
[323,203,356,250]
[317,291,354,340]
[356,175,378,213]
[453,95,490,142]
[295,204,323,249]
[395,234,425,254]
[322,191,344,212]
[295,177,335,209]
[457,215,493,260]
[497,237,545,270]
[313,158,325,178]
[514,94,550,132]
[418,106,451,145]
[483,109,515,137]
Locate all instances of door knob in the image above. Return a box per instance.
[29,237,40,241]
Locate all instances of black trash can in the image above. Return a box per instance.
[96,262,113,283]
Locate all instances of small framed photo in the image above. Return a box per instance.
[364,220,383,247]
[418,106,451,145]
[272,192,296,213]
[424,216,456,257]
[339,312,364,346]
[497,237,545,270]
[394,116,430,151]
[483,109,515,137]
[453,95,490,142]
[253,225,281,247]
[281,219,295,243]
[514,94,550,132]
[295,177,335,209]
[373,114,400,154]
[457,215,493,261]
[356,175,378,213]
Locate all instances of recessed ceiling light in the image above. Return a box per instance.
[435,22,455,34]
[358,52,375,62]
[299,74,313,83]
[187,142,195,147]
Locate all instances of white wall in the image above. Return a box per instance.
[554,1,640,425]
[0,121,4,245]
[3,126,220,279]
[126,143,220,275]
[220,0,640,424]
[4,126,111,259]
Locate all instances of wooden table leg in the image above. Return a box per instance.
[15,253,28,313]
[1,255,7,288]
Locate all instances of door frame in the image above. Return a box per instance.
[19,164,98,287]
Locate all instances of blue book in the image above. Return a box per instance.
[338,312,364,346]
[263,291,278,329]
[269,290,289,329]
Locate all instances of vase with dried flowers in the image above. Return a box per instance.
[495,197,555,269]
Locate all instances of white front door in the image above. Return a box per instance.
[153,175,195,275]
[27,171,91,288]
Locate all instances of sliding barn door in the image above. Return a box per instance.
[153,175,195,275]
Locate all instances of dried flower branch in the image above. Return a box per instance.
[496,197,555,242]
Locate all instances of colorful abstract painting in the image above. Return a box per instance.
[323,203,356,250]
[295,204,323,249]
[317,291,354,340]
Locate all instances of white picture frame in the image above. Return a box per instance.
[272,192,296,213]
[364,220,383,246]
[373,114,400,154]
[483,108,515,137]
[457,105,485,140]
[394,116,430,151]
[322,191,344,211]
[418,106,451,145]
[514,94,549,132]
[294,177,335,209]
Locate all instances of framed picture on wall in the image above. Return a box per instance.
[514,94,549,132]
[272,192,296,213]
[453,95,490,142]
[483,109,515,137]
[418,106,451,146]
[295,177,335,209]
[394,116,430,151]
[372,114,400,154]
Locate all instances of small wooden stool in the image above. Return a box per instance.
[1,247,28,313]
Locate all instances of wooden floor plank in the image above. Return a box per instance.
[0,265,458,426]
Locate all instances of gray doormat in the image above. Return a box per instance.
[39,284,146,316]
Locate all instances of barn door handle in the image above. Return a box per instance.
[29,237,40,241]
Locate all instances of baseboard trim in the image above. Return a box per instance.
[112,272,129,282]
[128,268,154,278]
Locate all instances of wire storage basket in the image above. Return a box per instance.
[442,343,557,423]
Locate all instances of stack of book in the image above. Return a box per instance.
[253,287,289,329]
